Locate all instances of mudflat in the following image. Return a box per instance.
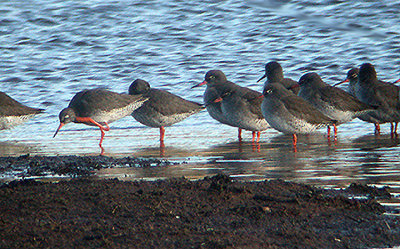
[0,156,400,248]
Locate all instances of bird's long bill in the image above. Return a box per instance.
[256,74,266,83]
[53,123,64,138]
[191,80,207,89]
[333,79,349,87]
[394,79,400,84]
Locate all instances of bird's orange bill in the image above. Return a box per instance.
[53,123,64,138]
[191,80,207,88]
[333,79,349,87]
[213,97,223,103]
[395,79,400,84]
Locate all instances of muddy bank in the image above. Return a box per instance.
[1,174,399,249]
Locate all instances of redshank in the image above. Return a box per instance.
[53,88,148,154]
[297,72,374,138]
[0,91,43,130]
[350,63,400,135]
[334,68,383,134]
[262,83,336,149]
[192,79,245,141]
[257,61,299,94]
[334,68,359,95]
[200,70,270,143]
[129,79,204,144]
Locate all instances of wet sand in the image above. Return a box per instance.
[1,155,400,248]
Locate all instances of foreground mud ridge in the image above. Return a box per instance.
[1,174,399,248]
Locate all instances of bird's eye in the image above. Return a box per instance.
[210,75,215,79]
[265,89,272,94]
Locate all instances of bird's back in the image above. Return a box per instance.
[0,92,43,117]
[145,89,204,116]
[69,88,147,123]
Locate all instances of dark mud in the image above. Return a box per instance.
[0,155,174,178]
[1,174,400,249]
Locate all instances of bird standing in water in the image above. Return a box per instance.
[297,72,375,138]
[53,88,148,155]
[129,79,204,151]
[335,67,398,135]
[197,70,270,143]
[262,83,336,151]
[192,76,245,141]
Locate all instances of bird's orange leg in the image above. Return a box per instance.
[160,140,165,156]
[75,117,109,153]
[375,123,380,135]
[75,117,110,131]
[160,126,165,142]
[333,124,338,140]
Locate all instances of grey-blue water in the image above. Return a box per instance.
[1,0,400,207]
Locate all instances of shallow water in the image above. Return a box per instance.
[1,1,400,207]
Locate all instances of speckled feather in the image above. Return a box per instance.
[298,73,373,124]
[262,83,334,134]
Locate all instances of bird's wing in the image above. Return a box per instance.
[145,89,204,116]
[0,92,43,116]
[282,95,333,125]
[319,86,372,112]
[70,89,144,117]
